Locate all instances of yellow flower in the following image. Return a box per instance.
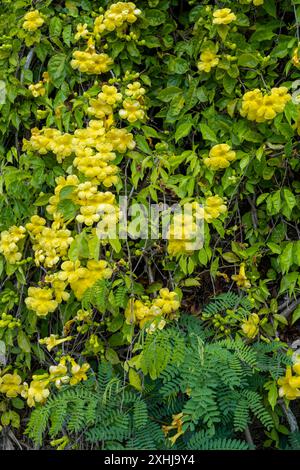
[240,87,291,123]
[0,372,23,398]
[204,196,227,222]
[162,412,184,446]
[39,335,73,352]
[22,374,50,407]
[241,313,260,339]
[71,50,113,75]
[232,263,251,289]
[75,23,89,41]
[204,144,236,170]
[98,85,122,105]
[29,82,45,98]
[278,367,300,400]
[153,288,180,318]
[0,225,26,264]
[119,99,145,123]
[197,50,219,73]
[213,8,236,25]
[23,10,44,31]
[69,362,90,385]
[25,287,58,317]
[125,82,146,99]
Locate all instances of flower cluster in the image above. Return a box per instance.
[93,2,142,35]
[277,361,300,400]
[212,8,236,25]
[197,50,219,73]
[25,287,58,317]
[28,72,49,98]
[125,288,180,329]
[0,372,24,398]
[0,225,26,264]
[240,87,291,122]
[71,39,113,75]
[22,10,44,32]
[26,215,73,268]
[20,357,90,407]
[167,203,204,257]
[241,313,260,338]
[24,116,135,183]
[204,196,227,223]
[204,144,236,171]
[58,259,112,300]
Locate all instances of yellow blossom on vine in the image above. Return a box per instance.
[98,85,122,105]
[29,82,45,98]
[241,313,260,339]
[75,23,89,41]
[22,374,50,407]
[0,372,23,398]
[71,50,113,75]
[69,362,90,385]
[204,144,236,170]
[25,287,58,317]
[204,196,227,223]
[125,82,146,99]
[278,367,300,400]
[0,225,26,264]
[197,50,219,73]
[39,335,73,352]
[93,2,141,35]
[212,8,236,25]
[119,99,145,123]
[240,87,291,123]
[152,288,180,318]
[162,412,184,445]
[22,10,44,31]
[232,263,251,289]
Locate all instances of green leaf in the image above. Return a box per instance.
[157,86,182,102]
[48,53,66,87]
[168,57,189,74]
[17,331,31,353]
[279,243,294,274]
[129,368,142,391]
[68,232,90,260]
[237,53,259,68]
[199,123,217,142]
[175,121,193,142]
[145,9,166,26]
[222,252,240,263]
[49,17,63,40]
[57,199,78,219]
[292,305,300,325]
[263,0,277,18]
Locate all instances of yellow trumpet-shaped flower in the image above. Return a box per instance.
[213,8,236,25]
[23,10,44,31]
[162,412,184,446]
[278,367,300,400]
[204,144,236,171]
[39,335,73,352]
[231,264,251,289]
[0,372,23,398]
[241,313,260,339]
[197,50,219,73]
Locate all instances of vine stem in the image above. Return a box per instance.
[244,426,255,448]
[280,400,299,433]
